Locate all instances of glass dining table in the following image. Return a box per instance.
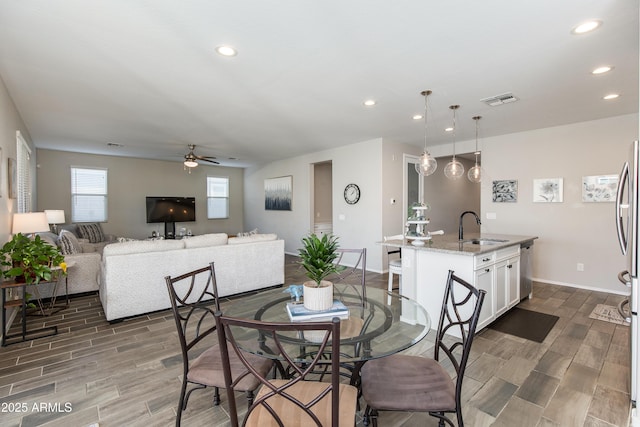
[222,282,431,384]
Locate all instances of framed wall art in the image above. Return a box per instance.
[533,178,563,203]
[492,180,518,203]
[8,157,16,199]
[582,175,618,202]
[265,175,292,211]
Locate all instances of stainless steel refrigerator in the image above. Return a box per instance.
[615,139,639,404]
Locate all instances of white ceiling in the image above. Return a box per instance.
[0,1,637,168]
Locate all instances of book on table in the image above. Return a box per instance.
[286,300,350,322]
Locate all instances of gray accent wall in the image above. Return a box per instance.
[36,149,245,240]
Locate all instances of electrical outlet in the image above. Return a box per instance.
[577,263,584,271]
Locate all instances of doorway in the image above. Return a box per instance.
[312,161,333,236]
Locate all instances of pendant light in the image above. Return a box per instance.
[444,105,464,180]
[415,90,437,176]
[468,115,482,183]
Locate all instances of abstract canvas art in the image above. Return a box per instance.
[533,178,563,203]
[265,175,292,210]
[492,180,518,202]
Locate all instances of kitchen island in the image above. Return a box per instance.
[383,233,538,335]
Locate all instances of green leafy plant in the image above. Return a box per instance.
[0,233,67,285]
[298,233,345,286]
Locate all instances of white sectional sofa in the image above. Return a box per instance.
[99,233,285,321]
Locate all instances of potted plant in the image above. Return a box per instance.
[0,233,67,285]
[298,233,345,311]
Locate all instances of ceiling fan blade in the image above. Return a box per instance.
[198,157,220,164]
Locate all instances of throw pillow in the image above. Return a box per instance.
[59,230,81,255]
[228,233,277,245]
[237,228,258,237]
[77,223,105,243]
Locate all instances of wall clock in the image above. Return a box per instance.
[344,183,360,204]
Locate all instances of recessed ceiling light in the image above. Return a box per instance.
[445,127,453,132]
[363,99,376,107]
[412,114,423,120]
[592,66,613,75]
[572,20,602,35]
[215,45,237,57]
[603,93,620,100]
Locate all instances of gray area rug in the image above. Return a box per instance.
[588,304,629,325]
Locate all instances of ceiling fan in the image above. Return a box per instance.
[183,144,219,171]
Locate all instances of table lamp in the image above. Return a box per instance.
[12,212,51,236]
[44,210,65,234]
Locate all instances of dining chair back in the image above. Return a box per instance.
[214,313,358,427]
[330,247,367,302]
[361,270,486,427]
[165,262,272,426]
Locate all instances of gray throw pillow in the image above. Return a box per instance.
[59,230,81,255]
[77,223,105,243]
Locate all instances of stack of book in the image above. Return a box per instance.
[286,300,350,322]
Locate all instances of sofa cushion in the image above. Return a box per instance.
[228,233,278,245]
[237,228,258,237]
[36,231,59,248]
[103,239,185,256]
[59,230,81,255]
[77,223,105,243]
[183,233,228,249]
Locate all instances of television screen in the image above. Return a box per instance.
[146,196,196,223]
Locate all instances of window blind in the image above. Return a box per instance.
[71,167,108,222]
[16,131,32,213]
[207,176,229,219]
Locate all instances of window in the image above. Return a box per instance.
[71,167,107,222]
[207,176,229,219]
[16,131,32,213]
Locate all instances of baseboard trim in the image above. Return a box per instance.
[532,277,628,296]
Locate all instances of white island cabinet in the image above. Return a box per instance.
[385,234,537,337]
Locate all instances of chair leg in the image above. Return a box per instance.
[246,390,255,407]
[363,406,378,427]
[213,386,220,405]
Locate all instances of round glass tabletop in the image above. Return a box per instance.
[222,283,431,363]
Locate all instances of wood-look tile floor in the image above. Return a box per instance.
[0,255,632,426]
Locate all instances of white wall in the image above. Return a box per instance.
[244,138,384,272]
[478,114,635,293]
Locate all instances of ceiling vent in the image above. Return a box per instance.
[480,92,519,107]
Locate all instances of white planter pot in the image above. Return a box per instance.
[303,281,334,311]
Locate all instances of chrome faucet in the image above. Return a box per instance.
[459,211,481,241]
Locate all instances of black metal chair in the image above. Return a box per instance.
[214,313,358,427]
[165,262,273,427]
[361,270,486,427]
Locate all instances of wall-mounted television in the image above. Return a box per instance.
[146,196,195,238]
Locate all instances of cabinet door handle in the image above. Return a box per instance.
[485,268,490,273]
[507,264,512,269]
[482,258,490,262]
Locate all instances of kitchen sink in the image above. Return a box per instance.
[463,238,509,246]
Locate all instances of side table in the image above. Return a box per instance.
[1,280,58,346]
[1,262,73,346]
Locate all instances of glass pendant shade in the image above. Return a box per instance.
[468,161,482,183]
[415,151,437,176]
[416,90,437,177]
[444,157,465,179]
[467,115,482,183]
[445,104,464,180]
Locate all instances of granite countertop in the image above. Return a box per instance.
[381,233,538,256]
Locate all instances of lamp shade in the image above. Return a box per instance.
[44,209,65,224]
[12,212,51,235]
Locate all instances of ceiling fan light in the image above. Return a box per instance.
[184,160,198,168]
